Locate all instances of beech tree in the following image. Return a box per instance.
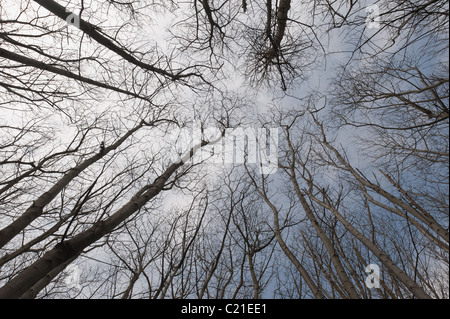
[0,0,448,299]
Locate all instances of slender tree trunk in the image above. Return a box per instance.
[0,121,145,249]
[121,270,141,299]
[247,250,260,299]
[0,48,149,101]
[265,0,291,60]
[0,137,211,299]
[292,178,360,298]
[308,192,432,299]
[19,256,78,299]
[313,115,449,245]
[32,0,192,80]
[198,206,233,299]
[245,165,325,299]
[284,128,360,298]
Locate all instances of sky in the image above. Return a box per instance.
[0,0,448,298]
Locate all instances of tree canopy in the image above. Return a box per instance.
[0,0,448,299]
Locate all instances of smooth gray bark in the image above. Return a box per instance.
[0,137,211,298]
[0,121,145,249]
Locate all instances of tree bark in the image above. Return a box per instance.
[33,0,194,81]
[313,115,449,245]
[0,137,211,298]
[285,129,360,299]
[245,165,325,299]
[265,0,291,60]
[308,192,432,299]
[19,256,78,299]
[0,121,145,249]
[0,47,149,102]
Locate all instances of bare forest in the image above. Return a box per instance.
[0,0,448,299]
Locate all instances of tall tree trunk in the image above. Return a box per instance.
[19,256,78,299]
[121,270,141,299]
[0,121,145,249]
[313,115,449,245]
[245,166,325,299]
[291,178,360,298]
[285,129,360,299]
[0,48,149,102]
[265,0,291,60]
[32,0,192,80]
[308,191,432,299]
[0,137,211,299]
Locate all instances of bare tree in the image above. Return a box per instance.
[0,0,447,299]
